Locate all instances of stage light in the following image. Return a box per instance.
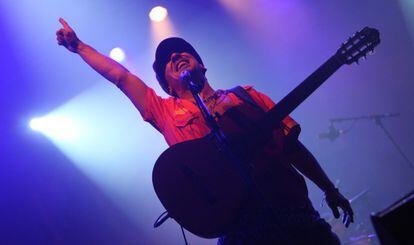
[29,117,43,131]
[109,47,126,62]
[29,115,79,141]
[149,6,168,22]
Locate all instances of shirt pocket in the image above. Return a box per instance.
[173,112,200,128]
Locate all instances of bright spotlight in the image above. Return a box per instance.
[29,118,43,131]
[149,6,168,22]
[29,115,80,141]
[109,47,126,62]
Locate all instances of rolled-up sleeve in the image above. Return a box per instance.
[140,87,169,132]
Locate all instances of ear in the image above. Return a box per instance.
[200,64,207,75]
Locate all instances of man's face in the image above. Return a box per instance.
[164,52,206,95]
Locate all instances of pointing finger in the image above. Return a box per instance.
[59,17,72,30]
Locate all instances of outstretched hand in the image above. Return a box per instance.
[56,18,81,53]
[325,189,354,227]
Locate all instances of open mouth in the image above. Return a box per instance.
[176,60,189,72]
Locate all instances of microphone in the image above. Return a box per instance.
[179,70,191,83]
[180,70,202,93]
[319,124,343,141]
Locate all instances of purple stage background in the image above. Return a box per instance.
[1,0,413,244]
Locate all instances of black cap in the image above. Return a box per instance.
[153,37,203,96]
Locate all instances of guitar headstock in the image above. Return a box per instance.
[336,27,380,65]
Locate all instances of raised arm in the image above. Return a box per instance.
[56,18,149,113]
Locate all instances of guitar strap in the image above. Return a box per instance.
[224,86,268,132]
[228,86,301,140]
[227,86,262,111]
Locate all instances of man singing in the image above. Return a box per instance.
[56,18,353,244]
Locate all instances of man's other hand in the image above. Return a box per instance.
[325,189,354,228]
[56,18,81,53]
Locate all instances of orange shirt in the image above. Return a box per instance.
[141,85,300,147]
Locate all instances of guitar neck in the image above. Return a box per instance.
[262,54,343,133]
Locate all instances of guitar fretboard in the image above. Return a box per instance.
[261,55,343,134]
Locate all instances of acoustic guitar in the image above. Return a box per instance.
[152,27,380,238]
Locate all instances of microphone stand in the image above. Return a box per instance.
[329,113,413,171]
[183,73,285,237]
[186,78,227,150]
[185,75,260,186]
[373,116,413,171]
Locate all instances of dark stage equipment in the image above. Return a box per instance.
[371,191,414,245]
